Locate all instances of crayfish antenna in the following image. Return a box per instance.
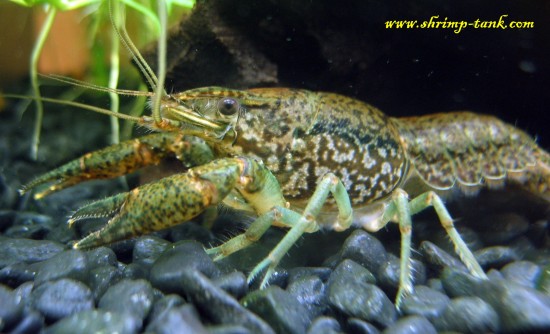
[3,94,144,123]
[39,74,155,98]
[109,0,168,124]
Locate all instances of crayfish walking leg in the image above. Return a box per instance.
[376,189,487,308]
[208,173,353,287]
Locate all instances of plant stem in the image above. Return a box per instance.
[152,0,167,124]
[108,1,121,145]
[30,6,57,160]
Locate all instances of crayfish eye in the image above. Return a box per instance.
[217,98,240,116]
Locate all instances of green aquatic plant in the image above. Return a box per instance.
[9,0,195,159]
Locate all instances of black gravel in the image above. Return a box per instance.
[1,95,550,333]
[44,310,141,334]
[432,296,499,333]
[400,285,450,320]
[31,278,94,322]
[326,257,397,327]
[382,315,437,334]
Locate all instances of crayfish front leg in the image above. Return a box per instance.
[20,132,214,198]
[71,157,276,249]
[207,173,353,287]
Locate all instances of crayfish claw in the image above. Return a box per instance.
[68,193,127,227]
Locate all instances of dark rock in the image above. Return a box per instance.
[0,210,16,232]
[85,247,118,269]
[346,318,380,334]
[152,287,164,300]
[537,263,550,294]
[477,213,530,244]
[31,278,94,322]
[288,267,332,284]
[433,296,499,334]
[132,235,170,269]
[249,268,289,290]
[474,279,550,332]
[180,270,274,334]
[321,253,341,269]
[0,175,19,209]
[45,223,76,247]
[525,248,550,267]
[440,269,485,298]
[487,268,505,280]
[510,236,536,258]
[122,263,149,280]
[88,265,123,300]
[34,249,89,285]
[43,310,140,334]
[147,294,186,324]
[145,304,208,334]
[501,260,541,288]
[327,260,396,327]
[376,254,426,292]
[212,271,248,299]
[169,221,214,244]
[330,259,376,286]
[306,316,341,334]
[4,212,54,239]
[426,278,444,293]
[0,284,23,331]
[444,267,550,332]
[474,246,520,269]
[400,285,450,320]
[150,240,219,294]
[0,238,65,268]
[9,310,44,334]
[242,286,311,334]
[0,262,40,287]
[419,241,468,274]
[382,315,436,334]
[340,230,388,273]
[98,279,155,321]
[287,275,327,318]
[13,281,34,313]
[207,324,253,334]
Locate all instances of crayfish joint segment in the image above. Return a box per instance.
[208,173,353,287]
[379,189,487,309]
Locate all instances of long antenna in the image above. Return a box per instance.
[4,94,143,122]
[108,0,169,125]
[41,74,155,97]
[108,0,163,96]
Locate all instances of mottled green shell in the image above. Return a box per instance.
[395,112,548,194]
[174,88,550,206]
[229,88,408,207]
